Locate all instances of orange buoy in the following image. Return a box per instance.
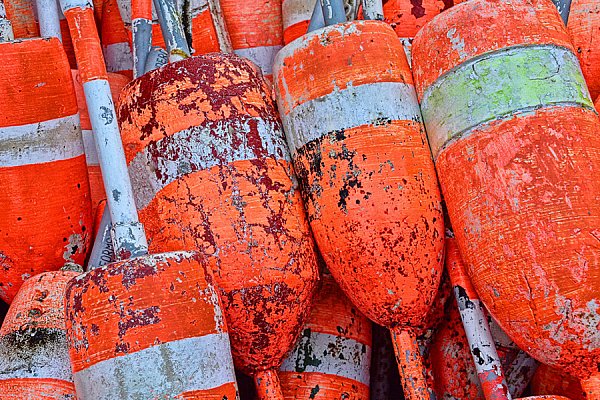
[413,0,600,396]
[117,52,319,397]
[531,364,585,400]
[221,0,283,79]
[281,0,311,44]
[71,69,130,216]
[0,36,92,303]
[568,0,600,100]
[274,20,444,399]
[101,0,134,77]
[0,266,80,398]
[279,273,372,399]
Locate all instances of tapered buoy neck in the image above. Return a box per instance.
[254,369,285,400]
[390,327,435,400]
[582,372,600,400]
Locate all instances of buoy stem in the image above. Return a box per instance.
[87,206,115,270]
[551,0,572,24]
[153,0,190,62]
[0,0,14,41]
[362,0,384,20]
[505,350,538,397]
[390,327,434,400]
[254,369,285,400]
[144,46,169,73]
[59,0,149,260]
[206,0,233,52]
[132,0,152,77]
[35,0,62,40]
[320,0,346,26]
[582,372,600,400]
[307,0,325,32]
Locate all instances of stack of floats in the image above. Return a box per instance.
[0,0,599,398]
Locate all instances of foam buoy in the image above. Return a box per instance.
[274,19,444,399]
[72,69,130,216]
[101,0,134,77]
[117,51,319,397]
[413,0,600,396]
[221,0,283,78]
[568,0,600,100]
[279,273,372,399]
[531,364,585,400]
[0,266,80,398]
[0,36,92,303]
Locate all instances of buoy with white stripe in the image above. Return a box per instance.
[101,0,134,77]
[0,25,93,303]
[531,364,585,400]
[567,0,600,100]
[413,0,600,397]
[0,265,81,398]
[273,6,445,398]
[279,273,372,399]
[60,0,239,396]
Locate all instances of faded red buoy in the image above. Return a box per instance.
[0,266,80,398]
[117,52,319,396]
[568,0,600,100]
[279,273,372,399]
[413,0,600,395]
[221,0,283,78]
[72,69,130,216]
[531,364,585,400]
[274,20,445,399]
[0,36,92,303]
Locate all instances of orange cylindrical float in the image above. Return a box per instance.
[413,0,600,395]
[117,52,319,396]
[274,20,445,399]
[568,0,600,100]
[279,273,372,399]
[71,69,130,216]
[0,37,92,303]
[281,0,311,44]
[101,0,133,77]
[0,267,80,398]
[531,364,585,400]
[221,0,283,78]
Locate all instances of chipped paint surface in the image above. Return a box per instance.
[413,0,600,384]
[567,0,600,100]
[0,37,92,303]
[117,54,319,377]
[65,251,239,398]
[279,274,372,399]
[383,0,454,39]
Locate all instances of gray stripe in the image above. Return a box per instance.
[73,333,237,399]
[279,330,371,385]
[129,118,291,209]
[420,44,594,159]
[280,81,422,155]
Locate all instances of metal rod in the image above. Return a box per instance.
[362,0,384,20]
[320,0,346,26]
[153,0,190,62]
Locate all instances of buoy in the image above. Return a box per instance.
[531,364,585,400]
[60,0,240,395]
[72,69,130,216]
[0,265,81,398]
[274,17,445,399]
[0,33,92,303]
[568,0,600,100]
[413,0,600,396]
[221,0,283,78]
[279,273,372,399]
[101,0,134,77]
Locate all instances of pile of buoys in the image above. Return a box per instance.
[414,0,600,396]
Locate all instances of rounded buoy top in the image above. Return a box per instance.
[412,0,574,100]
[274,20,413,117]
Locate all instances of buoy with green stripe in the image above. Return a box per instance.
[413,0,600,398]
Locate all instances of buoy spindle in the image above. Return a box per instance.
[131,0,152,76]
[153,0,190,61]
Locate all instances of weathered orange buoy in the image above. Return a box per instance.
[101,0,133,77]
[0,266,80,398]
[568,0,600,100]
[413,0,600,396]
[221,0,283,78]
[274,19,445,399]
[281,0,311,44]
[117,52,319,397]
[531,364,585,400]
[279,273,372,399]
[0,36,92,303]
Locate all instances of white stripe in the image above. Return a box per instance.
[279,330,371,385]
[73,333,237,399]
[234,45,282,75]
[82,129,99,166]
[280,81,422,154]
[128,118,291,210]
[103,42,133,73]
[282,0,312,30]
[0,113,84,167]
[0,329,73,382]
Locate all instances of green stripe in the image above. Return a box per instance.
[420,45,593,158]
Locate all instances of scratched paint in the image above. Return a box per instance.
[412,0,600,391]
[568,0,600,100]
[117,54,319,388]
[0,268,80,398]
[279,273,372,399]
[0,37,92,303]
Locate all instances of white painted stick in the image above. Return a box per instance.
[362,0,383,20]
[36,0,63,40]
